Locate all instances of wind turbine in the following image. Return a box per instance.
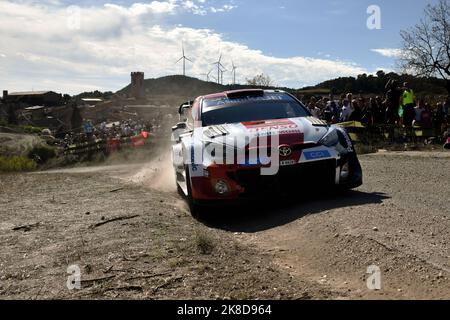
[212,54,225,84]
[201,69,215,82]
[207,69,214,82]
[176,43,192,76]
[220,67,227,85]
[231,61,238,85]
[209,72,218,83]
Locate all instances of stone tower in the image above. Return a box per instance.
[130,72,144,99]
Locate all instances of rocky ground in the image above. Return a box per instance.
[0,151,449,299]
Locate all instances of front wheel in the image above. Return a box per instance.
[185,166,205,220]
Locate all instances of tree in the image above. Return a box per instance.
[246,73,274,87]
[7,104,17,125]
[62,94,71,104]
[400,0,450,94]
[70,106,83,132]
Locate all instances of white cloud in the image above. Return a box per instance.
[0,1,370,94]
[371,48,403,58]
[105,1,178,15]
[181,0,207,15]
[210,4,236,13]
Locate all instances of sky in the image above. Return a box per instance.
[0,0,439,95]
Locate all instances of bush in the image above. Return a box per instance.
[195,231,215,255]
[355,144,378,155]
[28,145,56,163]
[21,126,47,134]
[0,156,36,172]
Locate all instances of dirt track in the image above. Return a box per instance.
[0,151,449,299]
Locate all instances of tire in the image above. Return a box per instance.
[184,166,204,220]
[176,183,185,197]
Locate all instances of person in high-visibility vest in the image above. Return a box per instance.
[401,82,416,127]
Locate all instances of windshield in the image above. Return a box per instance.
[201,93,310,126]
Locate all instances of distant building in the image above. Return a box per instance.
[130,72,145,99]
[81,98,104,106]
[23,106,46,122]
[4,90,62,107]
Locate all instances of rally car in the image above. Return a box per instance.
[172,89,362,216]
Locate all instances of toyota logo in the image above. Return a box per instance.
[279,145,292,157]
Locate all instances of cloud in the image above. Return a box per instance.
[371,48,403,58]
[105,1,179,15]
[181,0,207,15]
[0,1,370,94]
[210,4,236,13]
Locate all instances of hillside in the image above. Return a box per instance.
[304,71,448,97]
[116,75,298,103]
[110,72,449,105]
[118,75,229,100]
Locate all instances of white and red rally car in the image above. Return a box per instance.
[172,89,362,216]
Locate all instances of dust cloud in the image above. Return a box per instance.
[126,150,176,193]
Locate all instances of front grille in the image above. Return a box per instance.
[229,159,336,196]
[292,143,319,151]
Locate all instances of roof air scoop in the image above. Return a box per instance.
[226,89,264,99]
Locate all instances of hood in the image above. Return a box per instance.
[201,117,329,147]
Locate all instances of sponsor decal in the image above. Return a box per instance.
[280,159,296,167]
[190,145,199,172]
[279,145,292,157]
[243,119,296,128]
[342,130,354,153]
[243,119,302,137]
[303,150,331,160]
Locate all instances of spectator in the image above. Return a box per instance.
[434,102,446,134]
[307,97,321,118]
[444,96,450,117]
[421,103,433,128]
[346,93,353,104]
[414,99,426,126]
[385,79,401,124]
[402,82,416,127]
[83,120,94,140]
[349,99,362,121]
[324,100,340,123]
[444,123,450,149]
[362,98,376,126]
[340,99,353,122]
[374,96,385,124]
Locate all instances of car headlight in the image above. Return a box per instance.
[213,180,230,195]
[319,128,339,147]
[319,128,353,154]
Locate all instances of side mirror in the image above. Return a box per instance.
[172,122,187,132]
[178,101,194,115]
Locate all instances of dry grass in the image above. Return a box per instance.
[0,156,36,172]
[194,230,216,255]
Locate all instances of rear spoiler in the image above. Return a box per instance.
[226,89,264,99]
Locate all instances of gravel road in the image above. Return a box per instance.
[0,151,449,299]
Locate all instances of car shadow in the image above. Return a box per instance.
[199,190,391,233]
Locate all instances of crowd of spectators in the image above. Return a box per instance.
[299,80,450,142]
[62,119,152,148]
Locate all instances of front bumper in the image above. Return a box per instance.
[189,150,363,202]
